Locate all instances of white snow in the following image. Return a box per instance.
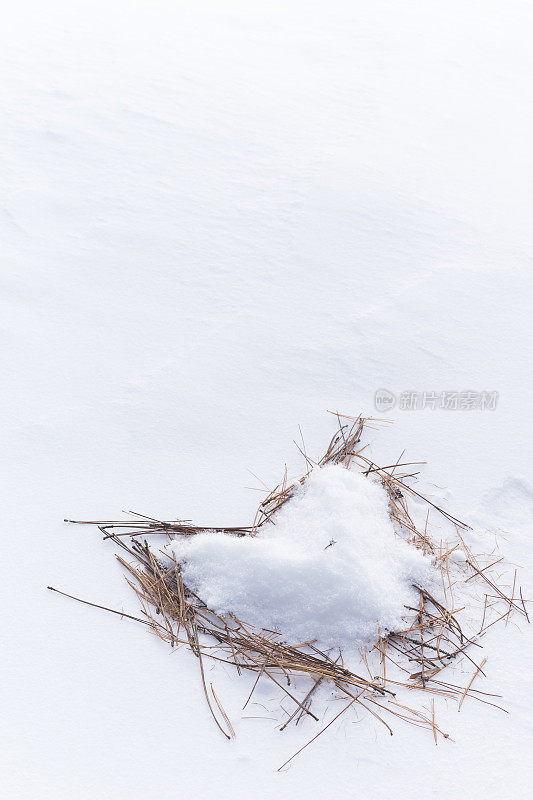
[168,465,435,648]
[3,1,533,799]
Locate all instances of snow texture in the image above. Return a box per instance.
[169,465,435,648]
[3,1,533,799]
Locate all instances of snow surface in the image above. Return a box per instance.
[169,465,435,648]
[2,1,533,798]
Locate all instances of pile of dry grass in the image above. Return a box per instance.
[50,414,529,768]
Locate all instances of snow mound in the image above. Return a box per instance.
[167,465,436,649]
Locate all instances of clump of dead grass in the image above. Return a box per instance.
[50,413,529,768]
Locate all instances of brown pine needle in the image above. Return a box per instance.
[278,698,356,771]
[458,659,488,712]
[211,683,235,738]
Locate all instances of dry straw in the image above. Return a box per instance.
[50,414,529,768]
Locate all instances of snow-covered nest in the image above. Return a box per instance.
[168,464,436,650]
[54,415,529,764]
